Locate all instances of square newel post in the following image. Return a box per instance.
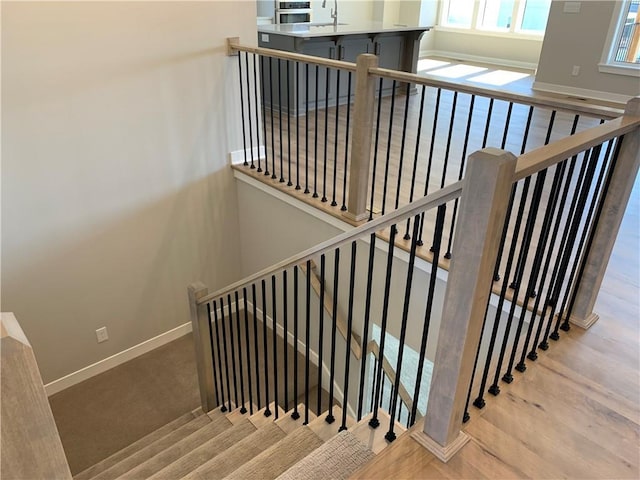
[567,97,640,329]
[344,53,379,222]
[411,148,517,462]
[188,282,217,413]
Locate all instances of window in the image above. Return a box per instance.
[600,0,640,76]
[440,0,551,36]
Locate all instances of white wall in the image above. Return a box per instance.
[1,1,257,384]
[535,1,640,103]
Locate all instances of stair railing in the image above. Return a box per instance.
[190,96,639,461]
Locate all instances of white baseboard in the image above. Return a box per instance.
[532,81,631,106]
[229,146,266,166]
[44,322,193,397]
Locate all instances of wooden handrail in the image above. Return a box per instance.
[227,39,357,72]
[513,113,640,180]
[198,181,464,305]
[368,66,624,120]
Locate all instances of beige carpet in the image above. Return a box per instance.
[276,430,375,480]
[184,422,287,479]
[225,426,324,480]
[49,333,200,475]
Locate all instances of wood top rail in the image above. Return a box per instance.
[198,181,464,305]
[228,39,358,73]
[514,114,640,181]
[369,66,624,120]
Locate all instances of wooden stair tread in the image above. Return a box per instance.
[148,419,257,480]
[248,402,285,428]
[87,413,212,480]
[73,410,197,480]
[351,409,407,454]
[119,409,232,479]
[307,406,356,442]
[183,422,287,479]
[225,426,325,480]
[276,430,375,480]
[276,404,317,434]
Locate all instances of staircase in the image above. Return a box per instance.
[73,404,402,480]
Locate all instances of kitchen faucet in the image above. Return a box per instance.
[321,0,338,26]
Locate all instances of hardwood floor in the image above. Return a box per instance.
[351,175,639,479]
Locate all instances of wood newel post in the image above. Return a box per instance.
[411,148,517,462]
[567,96,640,329]
[344,53,379,222]
[188,282,216,413]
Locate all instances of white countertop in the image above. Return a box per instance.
[258,21,432,38]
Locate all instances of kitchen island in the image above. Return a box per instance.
[257,22,431,113]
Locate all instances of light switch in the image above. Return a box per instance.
[261,33,270,43]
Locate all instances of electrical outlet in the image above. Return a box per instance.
[564,2,581,14]
[96,327,109,343]
[571,65,580,76]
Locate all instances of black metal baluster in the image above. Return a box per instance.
[234,291,247,413]
[322,67,331,202]
[404,86,427,240]
[260,56,268,175]
[444,94,475,258]
[282,270,289,413]
[439,91,458,189]
[244,52,255,168]
[305,63,310,194]
[492,106,534,282]
[500,102,514,150]
[417,88,441,246]
[341,72,352,212]
[278,59,284,183]
[481,98,494,148]
[242,289,254,414]
[357,233,376,420]
[368,77,385,221]
[326,250,340,424]
[253,53,260,171]
[305,259,312,423]
[271,275,279,418]
[261,279,272,416]
[370,356,378,413]
[206,303,221,409]
[252,284,261,409]
[330,69,341,207]
[269,57,276,178]
[237,52,248,167]
[219,298,233,411]
[313,65,319,198]
[295,62,301,190]
[212,300,228,412]
[380,80,397,215]
[369,225,398,427]
[292,266,300,420]
[226,294,239,409]
[393,83,412,212]
[287,60,292,186]
[340,241,358,432]
[463,300,492,422]
[317,255,326,416]
[386,210,425,442]
[410,206,445,424]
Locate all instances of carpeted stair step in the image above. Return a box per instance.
[183,422,287,480]
[148,418,257,480]
[276,430,375,480]
[224,425,325,480]
[87,410,215,480]
[118,409,233,479]
[73,410,201,480]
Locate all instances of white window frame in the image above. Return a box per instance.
[599,0,640,77]
[437,0,549,39]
